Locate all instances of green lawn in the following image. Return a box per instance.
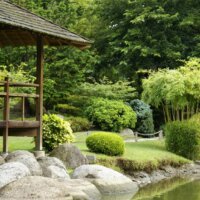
[0,136,34,152]
[0,131,191,172]
[73,131,191,172]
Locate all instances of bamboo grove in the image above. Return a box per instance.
[142,58,200,123]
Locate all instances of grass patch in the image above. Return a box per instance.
[73,131,191,173]
[0,131,191,173]
[0,137,35,152]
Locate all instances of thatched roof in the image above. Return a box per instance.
[0,0,91,48]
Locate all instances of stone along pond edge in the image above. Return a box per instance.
[0,145,200,199]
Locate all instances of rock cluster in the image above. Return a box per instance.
[0,145,138,200]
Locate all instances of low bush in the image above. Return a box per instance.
[55,104,80,115]
[86,132,124,156]
[129,99,154,134]
[165,121,200,160]
[66,116,92,132]
[86,98,137,132]
[42,114,74,151]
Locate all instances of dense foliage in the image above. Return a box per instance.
[142,58,200,123]
[42,114,74,151]
[77,78,136,102]
[86,98,137,132]
[93,0,200,81]
[129,99,154,134]
[1,0,200,134]
[86,132,124,156]
[165,121,200,160]
[65,116,91,132]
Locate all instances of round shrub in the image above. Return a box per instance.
[129,99,154,134]
[86,132,124,156]
[165,121,200,160]
[86,98,137,132]
[42,114,74,151]
[66,116,91,132]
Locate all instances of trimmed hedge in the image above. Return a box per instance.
[86,98,137,132]
[165,120,200,160]
[42,114,74,151]
[86,132,124,156]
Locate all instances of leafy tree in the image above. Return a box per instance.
[142,58,200,123]
[93,0,200,81]
[77,78,136,102]
[1,0,99,111]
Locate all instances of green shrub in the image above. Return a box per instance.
[42,114,74,151]
[165,121,200,160]
[86,98,137,132]
[129,99,154,134]
[189,113,200,124]
[86,132,124,156]
[65,116,92,132]
[55,104,80,115]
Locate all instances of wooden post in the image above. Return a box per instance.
[3,77,9,152]
[135,132,138,142]
[22,97,25,121]
[36,36,44,151]
[159,130,163,140]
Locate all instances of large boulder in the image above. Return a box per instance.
[5,150,34,160]
[72,165,138,195]
[6,152,42,176]
[37,156,70,179]
[63,179,101,200]
[50,144,88,169]
[0,162,30,189]
[0,176,101,200]
[0,156,5,165]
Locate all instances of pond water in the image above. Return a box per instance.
[133,178,200,200]
[102,178,200,200]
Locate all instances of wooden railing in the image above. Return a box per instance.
[0,77,40,152]
[0,77,39,122]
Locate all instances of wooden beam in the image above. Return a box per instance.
[3,77,9,153]
[0,93,39,98]
[36,36,44,151]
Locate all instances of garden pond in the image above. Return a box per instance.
[102,177,200,200]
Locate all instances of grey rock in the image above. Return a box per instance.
[86,155,96,164]
[6,154,42,176]
[37,156,66,170]
[0,153,8,159]
[50,144,88,169]
[63,179,101,200]
[37,156,70,179]
[161,165,177,177]
[72,164,138,195]
[120,128,134,136]
[0,176,101,200]
[33,150,45,158]
[0,162,30,189]
[0,156,5,165]
[5,150,34,161]
[0,176,73,200]
[132,171,151,187]
[45,165,70,179]
[150,170,166,183]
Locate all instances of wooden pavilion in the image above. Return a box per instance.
[0,0,90,152]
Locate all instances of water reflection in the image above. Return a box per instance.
[133,178,200,200]
[101,178,200,200]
